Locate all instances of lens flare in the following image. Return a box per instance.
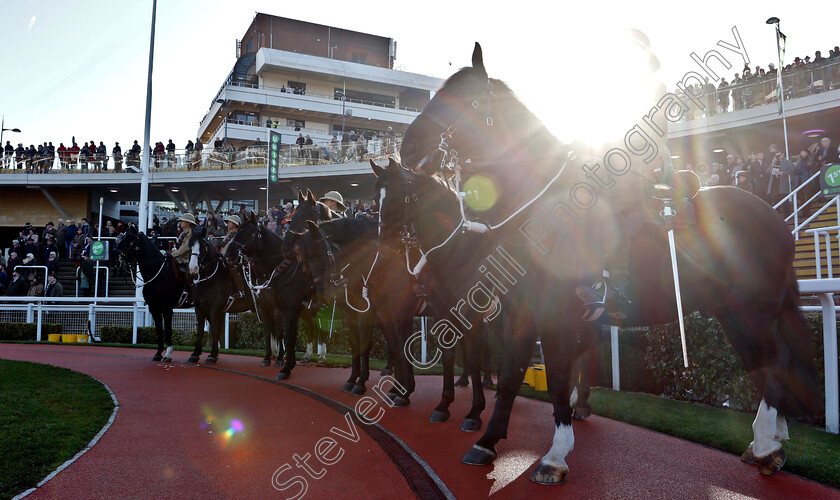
[464,175,498,211]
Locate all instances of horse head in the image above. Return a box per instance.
[371,158,460,256]
[400,43,506,174]
[112,227,139,268]
[226,215,260,264]
[281,189,338,260]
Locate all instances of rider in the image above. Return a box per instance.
[319,190,349,218]
[220,214,247,298]
[171,213,197,276]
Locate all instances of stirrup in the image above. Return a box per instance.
[575,281,607,322]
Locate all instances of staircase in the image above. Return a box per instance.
[792,202,840,280]
[55,257,136,297]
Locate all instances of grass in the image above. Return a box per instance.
[519,386,840,489]
[0,359,114,500]
[3,341,838,489]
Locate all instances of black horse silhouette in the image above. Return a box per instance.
[187,226,270,364]
[391,43,821,484]
[112,229,187,362]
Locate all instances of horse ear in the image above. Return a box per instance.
[306,220,319,234]
[298,190,306,204]
[386,157,401,174]
[472,42,487,79]
[370,159,384,178]
[306,189,317,206]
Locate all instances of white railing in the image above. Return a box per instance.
[0,296,238,348]
[774,171,823,240]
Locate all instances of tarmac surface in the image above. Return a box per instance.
[2,343,839,500]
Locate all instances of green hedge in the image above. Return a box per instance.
[596,326,663,394]
[0,323,62,341]
[643,312,833,413]
[99,325,191,345]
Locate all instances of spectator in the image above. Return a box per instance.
[71,231,84,262]
[55,219,66,257]
[817,137,839,167]
[7,252,21,275]
[64,219,78,257]
[57,143,68,168]
[735,170,752,192]
[166,139,176,166]
[113,142,122,171]
[750,152,770,202]
[43,238,58,264]
[44,273,63,298]
[27,276,44,297]
[45,251,59,276]
[717,78,729,113]
[9,239,22,258]
[96,141,107,170]
[42,221,57,242]
[79,252,95,296]
[7,270,28,296]
[0,263,6,290]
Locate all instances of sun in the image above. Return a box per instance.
[518,30,666,150]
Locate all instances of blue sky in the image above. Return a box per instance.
[1,0,836,150]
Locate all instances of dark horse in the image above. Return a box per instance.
[298,216,379,395]
[390,43,821,484]
[187,226,269,363]
[112,229,188,362]
[226,194,335,378]
[302,192,489,430]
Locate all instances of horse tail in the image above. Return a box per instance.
[774,274,822,419]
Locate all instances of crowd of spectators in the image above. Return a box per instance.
[676,46,840,120]
[0,218,126,297]
[684,136,840,214]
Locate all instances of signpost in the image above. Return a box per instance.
[268,131,281,212]
[820,164,840,198]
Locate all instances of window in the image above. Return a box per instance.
[287,119,305,129]
[233,110,257,126]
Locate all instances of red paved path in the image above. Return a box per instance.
[2,344,838,500]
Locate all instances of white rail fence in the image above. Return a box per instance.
[0,296,238,349]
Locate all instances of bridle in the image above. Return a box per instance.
[114,232,168,288]
[191,238,221,284]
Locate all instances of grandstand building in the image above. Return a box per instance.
[0,13,442,235]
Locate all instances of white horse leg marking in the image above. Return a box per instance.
[569,387,578,408]
[750,399,783,457]
[377,188,386,236]
[305,343,313,359]
[164,345,173,359]
[189,241,200,275]
[540,424,574,472]
[271,336,280,357]
[319,343,327,358]
[775,413,789,442]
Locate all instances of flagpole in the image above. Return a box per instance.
[769,17,790,159]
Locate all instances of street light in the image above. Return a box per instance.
[1,115,21,153]
[766,16,789,159]
[215,98,228,147]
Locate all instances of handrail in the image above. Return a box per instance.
[792,195,840,239]
[806,226,838,279]
[774,171,821,239]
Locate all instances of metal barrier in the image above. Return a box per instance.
[74,266,109,297]
[0,296,239,349]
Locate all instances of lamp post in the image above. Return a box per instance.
[215,98,228,147]
[1,116,21,164]
[766,16,789,160]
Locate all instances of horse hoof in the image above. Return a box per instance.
[482,378,494,389]
[350,384,366,396]
[391,395,410,407]
[530,463,568,485]
[301,357,311,364]
[275,371,291,381]
[162,357,172,363]
[260,360,271,367]
[380,368,393,376]
[341,382,354,392]
[460,418,482,432]
[741,445,756,465]
[318,357,327,364]
[573,406,591,421]
[152,355,163,362]
[273,360,283,367]
[429,410,450,423]
[205,357,217,365]
[454,377,469,387]
[756,448,786,476]
[187,356,200,364]
[462,445,497,466]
